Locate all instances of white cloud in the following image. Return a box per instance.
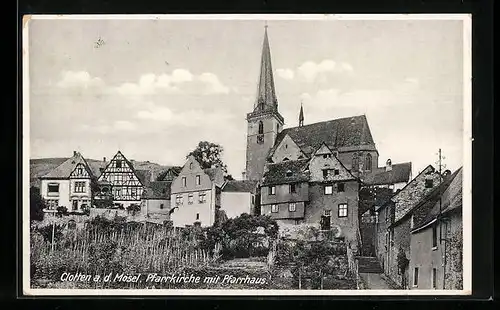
[79,120,138,134]
[114,70,231,96]
[56,71,104,89]
[276,68,295,80]
[296,60,353,82]
[197,72,230,94]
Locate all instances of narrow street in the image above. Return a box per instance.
[359,273,396,290]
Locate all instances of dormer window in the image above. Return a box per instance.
[425,179,434,188]
[286,170,293,177]
[283,157,290,162]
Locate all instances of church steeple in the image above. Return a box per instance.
[254,24,278,112]
[299,101,304,126]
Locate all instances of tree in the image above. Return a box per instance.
[187,141,228,173]
[30,186,45,222]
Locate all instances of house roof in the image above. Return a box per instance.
[40,152,95,179]
[222,180,259,193]
[135,169,152,186]
[157,166,182,181]
[142,181,172,199]
[262,159,310,186]
[361,162,412,186]
[270,115,376,158]
[411,167,463,232]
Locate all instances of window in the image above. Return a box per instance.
[432,268,437,289]
[269,186,276,195]
[283,157,290,162]
[251,195,255,205]
[47,184,59,195]
[196,175,201,185]
[285,144,288,149]
[182,177,187,187]
[188,194,194,204]
[196,213,200,220]
[432,223,438,248]
[160,203,164,209]
[77,167,83,175]
[410,215,414,229]
[334,169,340,175]
[413,268,419,287]
[365,153,372,171]
[116,160,122,168]
[322,169,329,179]
[189,163,193,169]
[323,154,332,159]
[271,204,278,213]
[338,204,348,217]
[198,192,207,203]
[257,135,264,144]
[258,121,264,134]
[288,203,296,212]
[289,183,296,193]
[352,154,359,171]
[74,181,86,193]
[285,169,292,176]
[176,195,183,205]
[324,185,333,195]
[337,183,345,192]
[425,179,434,188]
[46,199,59,210]
[321,212,331,230]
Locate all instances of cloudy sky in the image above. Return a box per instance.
[27,16,467,178]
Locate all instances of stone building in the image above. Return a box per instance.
[409,167,463,290]
[374,165,442,288]
[244,26,411,251]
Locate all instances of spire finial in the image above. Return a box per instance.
[264,20,268,29]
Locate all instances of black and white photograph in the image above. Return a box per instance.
[22,14,472,295]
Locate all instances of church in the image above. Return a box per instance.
[244,26,412,249]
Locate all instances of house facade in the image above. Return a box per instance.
[220,180,258,219]
[96,151,145,209]
[39,151,98,213]
[141,180,172,222]
[375,165,442,288]
[409,167,463,290]
[170,155,225,227]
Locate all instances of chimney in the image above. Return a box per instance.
[386,159,393,172]
[73,151,77,156]
[242,171,247,180]
[103,157,106,163]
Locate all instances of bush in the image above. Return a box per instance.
[30,187,45,222]
[127,204,141,216]
[36,223,64,244]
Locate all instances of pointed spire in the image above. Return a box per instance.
[299,101,304,126]
[255,24,278,112]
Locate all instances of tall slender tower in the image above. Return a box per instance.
[245,25,284,181]
[299,101,304,126]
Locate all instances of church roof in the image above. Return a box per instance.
[361,162,412,186]
[262,159,310,186]
[270,115,377,158]
[40,151,95,179]
[222,180,259,193]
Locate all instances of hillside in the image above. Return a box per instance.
[29,157,172,188]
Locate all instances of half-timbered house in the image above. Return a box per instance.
[96,151,145,209]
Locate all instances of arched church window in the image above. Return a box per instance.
[258,121,264,135]
[352,154,359,171]
[365,153,372,171]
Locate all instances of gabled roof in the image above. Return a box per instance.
[40,152,95,179]
[411,167,463,232]
[157,166,182,181]
[142,181,172,199]
[361,162,412,186]
[98,151,145,186]
[262,159,310,186]
[270,115,376,158]
[222,180,259,193]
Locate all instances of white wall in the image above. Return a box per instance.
[40,179,70,210]
[220,192,253,219]
[170,187,215,227]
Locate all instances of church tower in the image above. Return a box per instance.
[245,25,284,181]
